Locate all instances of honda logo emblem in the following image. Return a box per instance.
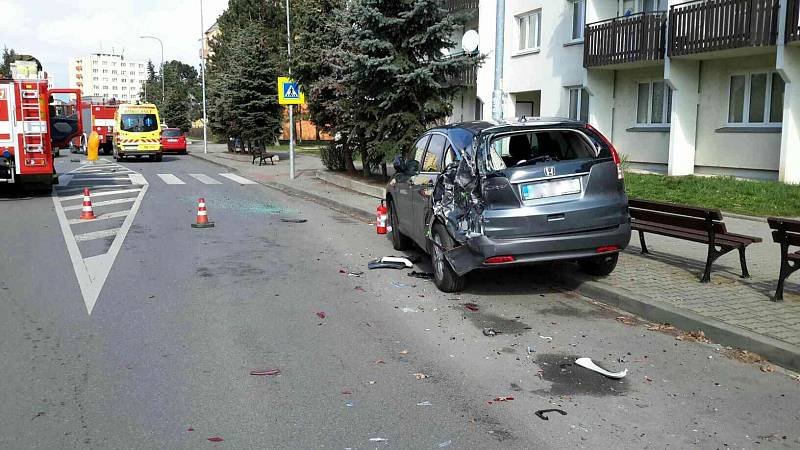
[544,166,556,177]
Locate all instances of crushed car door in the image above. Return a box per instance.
[394,135,429,237]
[411,133,447,245]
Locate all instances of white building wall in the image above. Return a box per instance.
[68,54,147,102]
[503,0,585,118]
[695,54,782,179]
[611,66,670,169]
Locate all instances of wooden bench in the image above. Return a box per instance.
[768,217,800,302]
[629,199,762,283]
[251,146,276,166]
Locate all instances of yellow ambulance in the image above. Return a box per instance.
[113,103,163,161]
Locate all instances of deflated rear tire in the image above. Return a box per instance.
[388,199,412,251]
[578,252,619,276]
[431,223,466,293]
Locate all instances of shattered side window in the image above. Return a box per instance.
[412,136,429,166]
[486,139,507,172]
[423,134,446,172]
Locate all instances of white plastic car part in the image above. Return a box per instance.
[575,357,627,379]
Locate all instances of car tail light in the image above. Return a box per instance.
[595,246,619,253]
[586,124,623,180]
[485,255,515,264]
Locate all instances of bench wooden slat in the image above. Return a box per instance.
[634,221,749,248]
[629,198,723,221]
[630,208,726,234]
[768,216,800,233]
[771,230,800,247]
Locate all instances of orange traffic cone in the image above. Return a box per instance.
[190,197,214,228]
[79,187,97,220]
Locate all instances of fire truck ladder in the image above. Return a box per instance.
[18,84,45,154]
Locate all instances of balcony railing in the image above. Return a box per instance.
[445,0,478,12]
[669,0,780,57]
[788,0,800,42]
[584,12,667,68]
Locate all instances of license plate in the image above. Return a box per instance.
[138,144,160,151]
[167,139,178,142]
[521,178,582,200]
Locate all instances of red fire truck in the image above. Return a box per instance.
[88,102,118,154]
[0,61,83,188]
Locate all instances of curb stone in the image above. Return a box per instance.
[189,150,800,371]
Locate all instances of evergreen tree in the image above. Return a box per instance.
[335,0,480,173]
[207,0,287,145]
[0,47,18,78]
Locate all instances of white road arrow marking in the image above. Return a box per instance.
[52,160,148,315]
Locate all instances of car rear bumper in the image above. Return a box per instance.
[444,222,631,276]
[161,144,186,152]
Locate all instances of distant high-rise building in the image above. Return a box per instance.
[68,53,148,102]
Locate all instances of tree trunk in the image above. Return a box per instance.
[380,162,388,181]
[344,147,356,174]
[361,151,372,177]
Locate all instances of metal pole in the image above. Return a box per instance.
[140,36,165,107]
[200,0,208,155]
[492,0,505,121]
[285,0,295,180]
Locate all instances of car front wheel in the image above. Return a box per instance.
[387,199,412,251]
[578,252,619,276]
[431,223,466,293]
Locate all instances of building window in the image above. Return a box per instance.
[636,81,672,125]
[568,87,589,122]
[571,0,586,40]
[93,69,98,73]
[728,71,785,126]
[516,10,541,52]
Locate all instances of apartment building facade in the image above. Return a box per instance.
[68,53,148,102]
[447,0,800,183]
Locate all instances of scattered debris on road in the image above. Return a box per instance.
[721,348,764,364]
[487,396,514,404]
[535,409,567,421]
[676,330,710,343]
[368,260,407,270]
[399,350,409,355]
[417,401,433,406]
[250,368,281,376]
[408,271,434,280]
[280,218,308,223]
[438,440,452,448]
[616,315,637,326]
[483,328,499,336]
[379,256,414,268]
[414,373,428,380]
[369,437,388,443]
[575,357,628,379]
[401,307,420,313]
[207,437,224,442]
[464,302,480,312]
[316,311,327,319]
[539,335,553,341]
[760,364,775,373]
[339,269,363,277]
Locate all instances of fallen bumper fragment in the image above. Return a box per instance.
[535,409,567,421]
[575,357,627,379]
[368,260,407,270]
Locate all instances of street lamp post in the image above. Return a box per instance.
[200,0,208,155]
[140,35,165,107]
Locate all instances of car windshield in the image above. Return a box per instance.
[121,114,158,132]
[162,129,182,137]
[485,129,599,172]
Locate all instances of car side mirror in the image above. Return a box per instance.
[393,155,407,173]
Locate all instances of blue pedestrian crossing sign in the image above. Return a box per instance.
[278,77,305,105]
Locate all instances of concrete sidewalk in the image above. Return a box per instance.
[188,143,800,371]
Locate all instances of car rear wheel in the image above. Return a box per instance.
[578,253,619,277]
[431,223,465,293]
[155,153,163,162]
[388,199,412,251]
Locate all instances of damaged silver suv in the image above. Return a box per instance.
[386,118,631,292]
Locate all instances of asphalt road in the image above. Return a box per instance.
[1,153,798,449]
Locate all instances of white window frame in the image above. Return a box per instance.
[570,0,586,42]
[635,80,672,127]
[515,9,542,55]
[725,70,783,128]
[567,86,589,122]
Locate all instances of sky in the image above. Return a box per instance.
[0,0,229,87]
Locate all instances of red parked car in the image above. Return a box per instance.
[161,128,187,154]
